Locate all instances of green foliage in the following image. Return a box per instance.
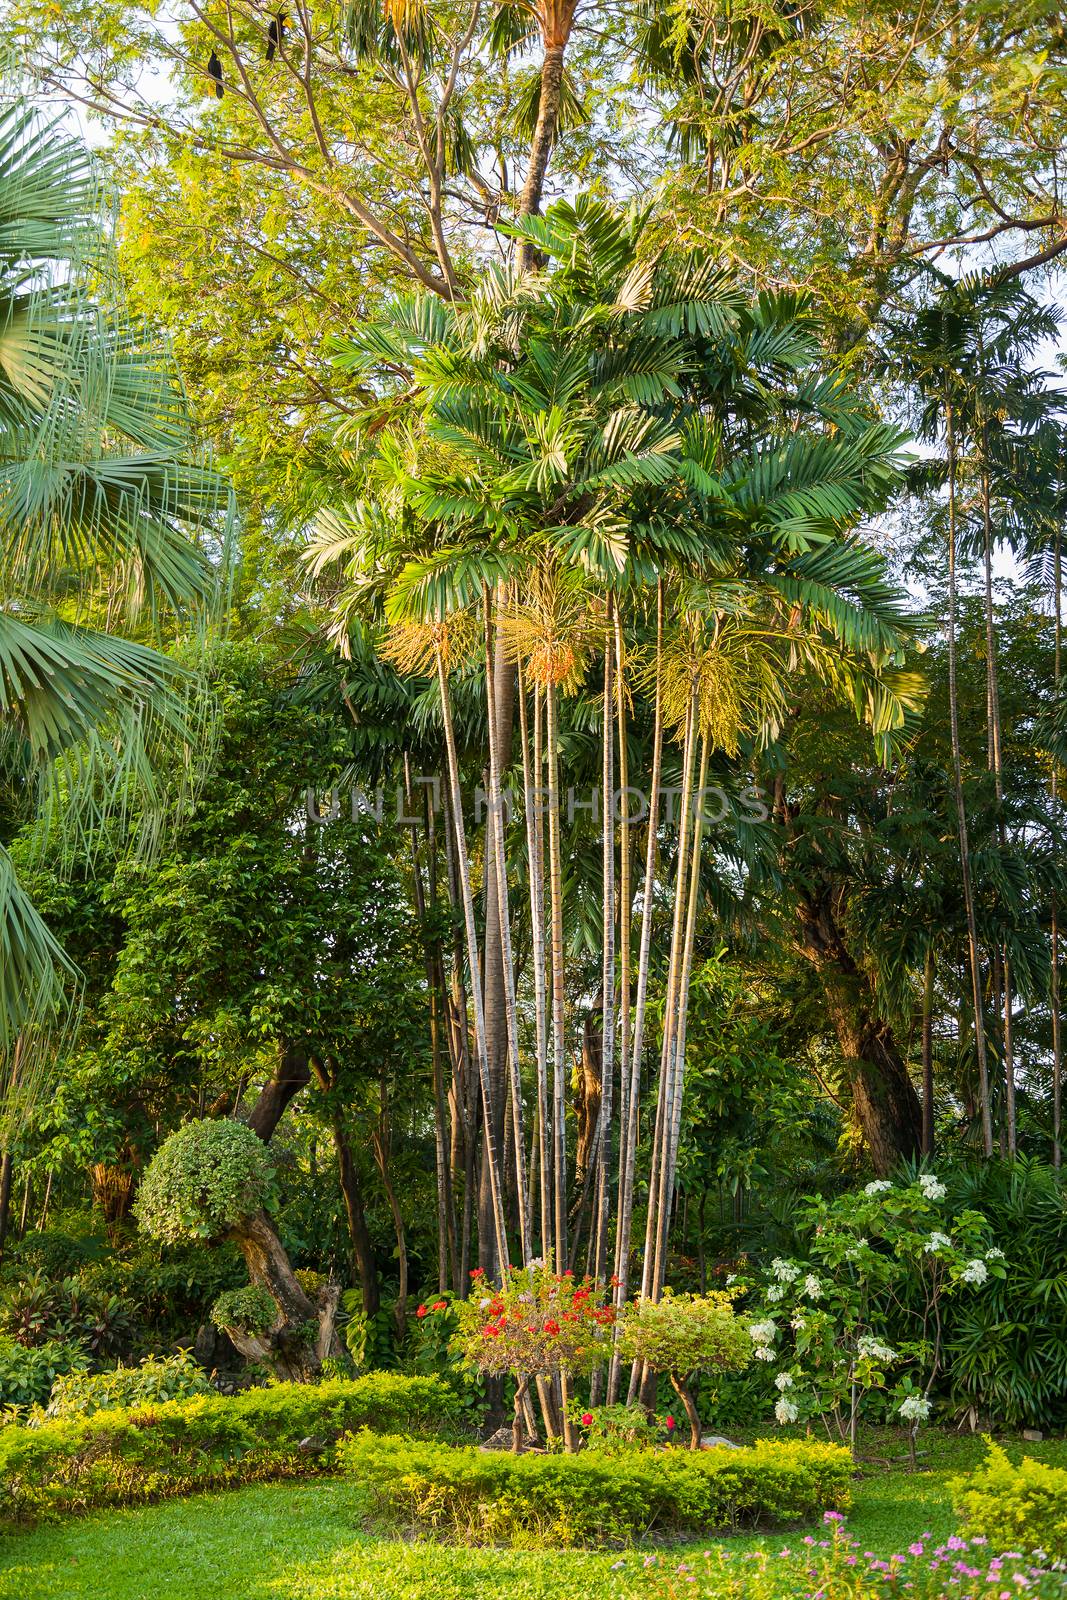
[953,1442,1067,1561]
[0,1336,87,1412]
[42,1351,211,1419]
[211,1286,276,1336]
[573,1402,664,1455]
[618,1292,752,1381]
[134,1119,274,1245]
[339,1431,852,1547]
[0,1373,462,1527]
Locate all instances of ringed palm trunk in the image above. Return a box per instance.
[1054,530,1063,1168]
[519,667,552,1259]
[545,676,569,1266]
[483,588,532,1260]
[609,581,663,1403]
[946,402,994,1156]
[593,601,616,1286]
[435,646,511,1271]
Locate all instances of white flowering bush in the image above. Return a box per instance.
[743,1173,1006,1453]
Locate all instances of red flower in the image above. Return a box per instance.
[581,1412,593,1427]
[470,1267,486,1279]
[416,1304,429,1319]
[432,1301,447,1312]
[666,1415,676,1430]
[563,1270,574,1278]
[483,1324,500,1337]
[543,1318,560,1336]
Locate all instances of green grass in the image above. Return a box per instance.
[1,1430,1065,1600]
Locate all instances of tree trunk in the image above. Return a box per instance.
[332,1122,380,1315]
[669,1372,702,1450]
[247,1045,311,1142]
[795,886,922,1172]
[227,1209,342,1381]
[921,945,935,1156]
[946,402,994,1155]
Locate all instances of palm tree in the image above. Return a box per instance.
[0,104,227,1083]
[308,197,923,1323]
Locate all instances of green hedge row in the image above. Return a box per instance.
[953,1442,1067,1560]
[339,1432,853,1547]
[0,1373,462,1527]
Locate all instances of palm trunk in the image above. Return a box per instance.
[1054,530,1063,1168]
[946,401,994,1156]
[609,582,663,1403]
[519,668,552,1260]
[646,689,698,1299]
[436,647,511,1272]
[653,734,709,1299]
[483,590,532,1260]
[546,677,569,1266]
[593,603,616,1285]
[921,945,935,1156]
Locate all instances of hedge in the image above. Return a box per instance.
[339,1432,852,1547]
[953,1442,1067,1561]
[0,1373,462,1527]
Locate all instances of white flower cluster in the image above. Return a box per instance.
[864,1179,893,1196]
[898,1394,931,1422]
[774,1371,794,1391]
[856,1335,897,1363]
[918,1173,947,1201]
[960,1258,988,1286]
[771,1258,800,1283]
[924,1231,952,1254]
[986,1246,1005,1262]
[766,1285,784,1302]
[749,1319,777,1360]
[774,1397,799,1424]
[845,1237,869,1260]
[802,1274,823,1300]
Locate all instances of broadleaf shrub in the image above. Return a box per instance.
[211,1284,276,1334]
[339,1431,851,1547]
[0,1336,87,1411]
[0,1372,462,1527]
[134,1119,274,1244]
[43,1351,211,1419]
[952,1441,1067,1561]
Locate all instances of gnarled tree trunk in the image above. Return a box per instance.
[225,1209,343,1381]
[795,887,922,1173]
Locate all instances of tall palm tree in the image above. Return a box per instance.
[0,104,228,1082]
[308,197,923,1316]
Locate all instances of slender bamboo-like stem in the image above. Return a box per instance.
[518,665,552,1258]
[592,598,616,1285]
[921,944,935,1157]
[610,581,663,1403]
[946,402,994,1157]
[483,588,531,1261]
[653,734,710,1298]
[1054,529,1063,1168]
[646,686,698,1298]
[546,677,569,1265]
[435,647,511,1271]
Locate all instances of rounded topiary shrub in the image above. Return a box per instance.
[211,1284,277,1336]
[135,1119,274,1246]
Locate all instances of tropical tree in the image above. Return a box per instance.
[306,194,924,1364]
[0,104,227,1099]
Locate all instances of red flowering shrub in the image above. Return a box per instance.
[452,1263,616,1451]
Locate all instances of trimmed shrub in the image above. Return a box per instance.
[339,1431,852,1547]
[953,1442,1067,1560]
[0,1372,462,1527]
[43,1351,212,1419]
[211,1284,276,1334]
[135,1119,274,1244]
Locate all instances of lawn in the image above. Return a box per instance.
[2,1430,1063,1600]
